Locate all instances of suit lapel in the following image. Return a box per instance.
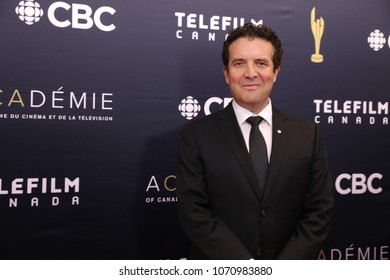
[216,104,263,201]
[262,108,290,202]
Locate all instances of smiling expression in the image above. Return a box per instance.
[224,37,280,114]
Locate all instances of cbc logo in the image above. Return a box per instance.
[15,0,44,25]
[367,29,389,51]
[178,96,232,120]
[16,0,116,32]
[335,173,383,195]
[178,96,201,120]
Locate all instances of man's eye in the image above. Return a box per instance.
[234,62,244,66]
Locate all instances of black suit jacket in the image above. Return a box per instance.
[176,103,333,259]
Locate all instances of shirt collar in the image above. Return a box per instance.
[232,99,273,127]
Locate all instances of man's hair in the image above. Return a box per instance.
[222,23,283,72]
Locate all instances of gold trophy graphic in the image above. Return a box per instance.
[310,7,324,63]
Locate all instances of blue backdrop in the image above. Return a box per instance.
[0,0,389,259]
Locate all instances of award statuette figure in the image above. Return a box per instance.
[311,7,325,63]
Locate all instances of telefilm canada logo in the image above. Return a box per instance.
[15,0,116,31]
[174,11,263,42]
[0,177,80,208]
[313,99,389,126]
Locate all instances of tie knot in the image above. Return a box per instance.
[246,116,263,126]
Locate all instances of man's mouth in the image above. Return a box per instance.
[242,84,261,90]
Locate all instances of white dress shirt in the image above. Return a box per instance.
[232,99,273,163]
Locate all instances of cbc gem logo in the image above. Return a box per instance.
[15,0,44,25]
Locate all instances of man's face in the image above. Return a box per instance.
[223,37,280,114]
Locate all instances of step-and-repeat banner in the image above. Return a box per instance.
[0,0,389,259]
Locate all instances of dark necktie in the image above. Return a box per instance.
[246,116,268,195]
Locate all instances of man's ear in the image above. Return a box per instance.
[273,66,281,83]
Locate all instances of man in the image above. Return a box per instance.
[176,23,333,259]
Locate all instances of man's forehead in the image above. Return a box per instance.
[229,45,273,61]
[229,37,273,53]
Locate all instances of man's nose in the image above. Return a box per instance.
[244,64,258,78]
